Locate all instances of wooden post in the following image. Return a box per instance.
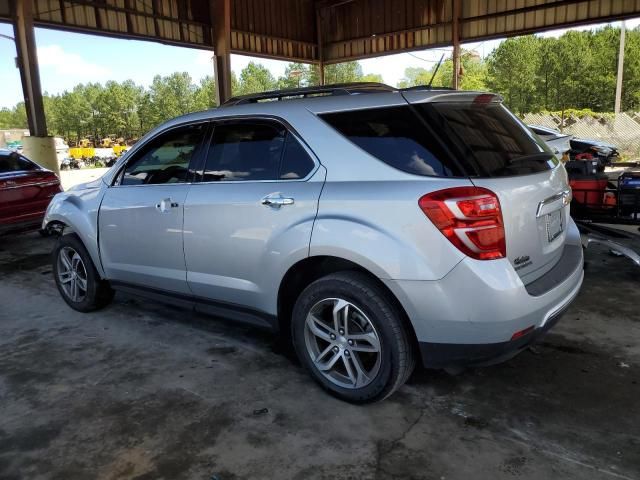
[13,0,47,136]
[451,0,461,90]
[614,21,626,114]
[316,5,324,85]
[211,0,232,104]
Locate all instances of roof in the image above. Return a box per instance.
[2,0,638,64]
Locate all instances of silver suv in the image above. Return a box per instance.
[44,84,584,403]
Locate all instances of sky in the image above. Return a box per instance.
[0,18,639,109]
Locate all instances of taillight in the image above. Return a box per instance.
[418,186,506,260]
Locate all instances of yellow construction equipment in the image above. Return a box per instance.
[69,147,95,159]
[75,138,93,148]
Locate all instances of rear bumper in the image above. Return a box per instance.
[383,232,584,369]
[0,216,44,235]
[418,303,568,368]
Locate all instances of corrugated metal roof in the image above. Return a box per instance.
[0,0,638,62]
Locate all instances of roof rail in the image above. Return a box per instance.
[400,85,455,92]
[221,82,396,106]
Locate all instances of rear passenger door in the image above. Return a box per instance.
[183,118,325,318]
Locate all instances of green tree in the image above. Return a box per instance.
[277,63,312,89]
[360,73,384,83]
[487,36,541,114]
[397,51,487,91]
[319,61,364,84]
[0,103,28,129]
[236,62,277,95]
[398,67,432,88]
[192,75,217,110]
[140,72,198,130]
[623,28,640,111]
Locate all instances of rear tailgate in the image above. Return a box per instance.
[403,90,571,284]
[471,169,570,283]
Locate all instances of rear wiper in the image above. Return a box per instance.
[510,152,555,163]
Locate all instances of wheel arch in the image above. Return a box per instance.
[277,255,419,353]
[45,211,104,278]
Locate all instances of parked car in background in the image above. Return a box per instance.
[44,84,584,403]
[0,149,62,235]
[528,124,572,161]
[570,137,620,165]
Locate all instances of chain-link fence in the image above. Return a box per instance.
[523,112,640,161]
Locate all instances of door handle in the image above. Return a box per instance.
[155,198,179,213]
[261,194,295,208]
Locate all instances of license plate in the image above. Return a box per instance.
[545,209,563,242]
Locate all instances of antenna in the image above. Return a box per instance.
[427,53,446,88]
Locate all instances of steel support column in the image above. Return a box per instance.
[211,0,232,104]
[451,0,461,90]
[13,0,47,136]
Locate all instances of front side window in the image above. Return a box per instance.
[202,121,315,182]
[0,153,38,173]
[120,124,204,186]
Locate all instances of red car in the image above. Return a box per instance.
[0,149,62,235]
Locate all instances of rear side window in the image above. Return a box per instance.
[203,121,315,182]
[320,103,557,178]
[320,106,461,177]
[0,153,38,173]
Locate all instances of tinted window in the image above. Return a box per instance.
[320,106,460,177]
[416,102,557,177]
[280,135,315,179]
[120,124,204,186]
[204,121,312,182]
[320,103,557,178]
[204,122,284,182]
[0,153,38,173]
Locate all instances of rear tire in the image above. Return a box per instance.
[53,234,114,312]
[292,271,415,403]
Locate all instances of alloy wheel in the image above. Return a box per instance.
[57,246,88,303]
[304,298,382,389]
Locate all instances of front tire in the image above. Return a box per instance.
[53,234,114,312]
[292,271,415,403]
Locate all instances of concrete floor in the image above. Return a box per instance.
[0,232,639,480]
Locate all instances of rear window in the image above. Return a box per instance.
[320,102,557,178]
[0,153,38,173]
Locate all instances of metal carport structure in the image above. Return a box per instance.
[1,0,640,166]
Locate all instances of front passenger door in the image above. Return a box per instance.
[99,123,206,294]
